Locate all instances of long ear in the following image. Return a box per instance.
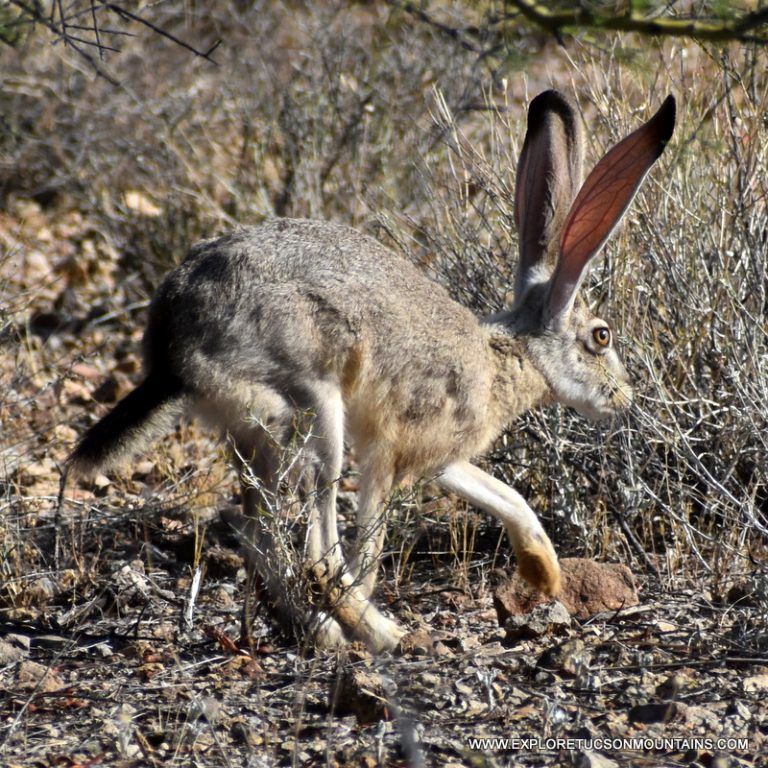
[514,90,584,299]
[546,95,677,323]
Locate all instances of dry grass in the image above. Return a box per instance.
[1,1,767,765]
[2,0,766,638]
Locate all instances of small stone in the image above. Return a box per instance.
[743,674,768,693]
[5,634,31,651]
[93,642,114,658]
[651,620,677,632]
[332,667,391,724]
[205,546,244,579]
[396,627,434,655]
[0,640,25,665]
[16,660,65,693]
[575,751,619,768]
[30,635,72,651]
[536,638,587,675]
[504,600,572,642]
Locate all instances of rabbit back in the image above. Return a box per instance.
[148,218,504,475]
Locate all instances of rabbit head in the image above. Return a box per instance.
[505,90,676,421]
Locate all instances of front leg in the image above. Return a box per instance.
[436,461,561,596]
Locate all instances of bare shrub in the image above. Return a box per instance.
[2,6,767,766]
[1,1,765,630]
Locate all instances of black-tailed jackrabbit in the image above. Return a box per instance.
[67,90,675,652]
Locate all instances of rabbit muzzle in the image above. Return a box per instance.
[574,358,633,421]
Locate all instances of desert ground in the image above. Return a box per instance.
[1,3,766,766]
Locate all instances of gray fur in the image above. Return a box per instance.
[68,90,675,651]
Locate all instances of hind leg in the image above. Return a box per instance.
[348,460,394,600]
[237,468,279,646]
[225,429,287,643]
[229,422,348,649]
[303,383,405,652]
[241,426,347,648]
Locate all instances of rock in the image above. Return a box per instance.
[205,545,244,579]
[536,638,588,675]
[743,674,768,693]
[124,189,163,217]
[680,703,723,731]
[504,600,572,642]
[494,558,639,623]
[0,639,26,665]
[726,699,752,721]
[332,666,392,724]
[5,634,31,651]
[92,642,114,658]
[396,627,434,656]
[575,751,619,768]
[29,635,72,651]
[16,660,65,693]
[651,620,677,632]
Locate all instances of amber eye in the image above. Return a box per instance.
[593,327,611,348]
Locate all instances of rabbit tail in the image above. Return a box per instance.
[68,374,184,476]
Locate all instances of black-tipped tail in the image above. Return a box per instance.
[68,374,184,475]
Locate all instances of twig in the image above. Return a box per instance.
[616,508,661,578]
[8,0,120,84]
[90,0,103,59]
[385,0,482,53]
[99,2,221,63]
[7,1,221,81]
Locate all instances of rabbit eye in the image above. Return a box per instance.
[592,327,611,348]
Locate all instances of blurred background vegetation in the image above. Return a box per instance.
[1,1,766,619]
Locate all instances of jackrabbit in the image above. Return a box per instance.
[67,90,676,652]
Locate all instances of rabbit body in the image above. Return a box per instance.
[68,90,676,652]
[151,219,549,480]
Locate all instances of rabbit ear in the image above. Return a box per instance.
[514,90,584,299]
[546,95,677,324]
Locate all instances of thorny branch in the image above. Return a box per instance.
[5,1,220,84]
